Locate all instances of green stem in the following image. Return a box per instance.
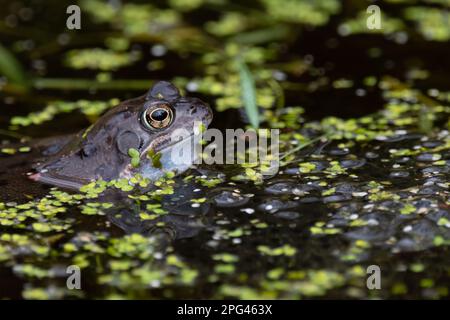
[279,134,329,166]
[0,129,29,140]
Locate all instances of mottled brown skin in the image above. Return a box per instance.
[31,81,212,190]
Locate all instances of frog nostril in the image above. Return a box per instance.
[81,143,96,158]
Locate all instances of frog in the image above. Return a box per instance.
[29,81,213,190]
[0,81,215,241]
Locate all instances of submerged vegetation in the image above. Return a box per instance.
[0,0,449,299]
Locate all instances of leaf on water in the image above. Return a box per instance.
[237,59,259,129]
[0,44,28,88]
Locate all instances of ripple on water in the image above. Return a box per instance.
[389,170,410,178]
[212,188,250,208]
[416,153,440,162]
[264,180,298,195]
[257,198,298,213]
[340,158,366,169]
[395,219,445,252]
[328,147,350,156]
[274,211,300,220]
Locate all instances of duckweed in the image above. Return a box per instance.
[0,0,449,301]
[66,49,140,71]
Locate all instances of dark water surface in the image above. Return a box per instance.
[0,0,449,299]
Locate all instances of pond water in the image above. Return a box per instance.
[0,0,449,299]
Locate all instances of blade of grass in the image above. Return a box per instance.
[32,78,154,90]
[0,129,29,140]
[0,44,28,89]
[230,25,291,45]
[237,59,259,129]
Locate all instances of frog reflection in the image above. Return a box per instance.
[102,176,214,243]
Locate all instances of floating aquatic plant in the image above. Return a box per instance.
[65,49,141,71]
[10,99,119,127]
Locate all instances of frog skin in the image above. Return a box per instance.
[30,81,213,190]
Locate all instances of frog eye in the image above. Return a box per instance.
[142,104,173,129]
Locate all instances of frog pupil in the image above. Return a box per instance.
[150,109,168,121]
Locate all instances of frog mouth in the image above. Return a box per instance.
[29,171,88,190]
[149,132,196,153]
